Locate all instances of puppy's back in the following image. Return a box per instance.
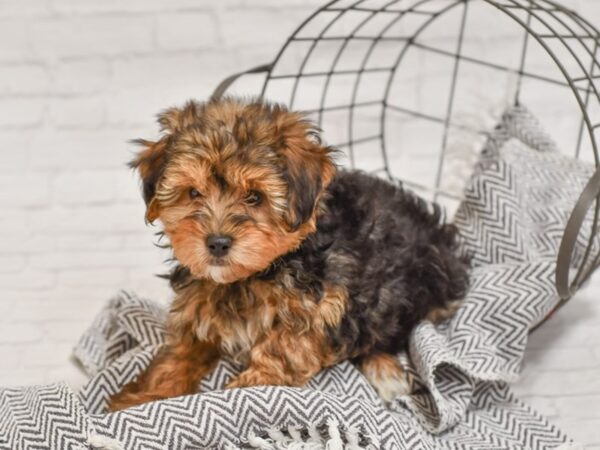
[313,170,469,357]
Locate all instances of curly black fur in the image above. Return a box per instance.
[324,171,469,355]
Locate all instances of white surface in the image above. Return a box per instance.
[514,271,600,448]
[0,0,599,447]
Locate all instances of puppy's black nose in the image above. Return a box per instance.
[206,234,232,257]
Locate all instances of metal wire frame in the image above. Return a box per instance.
[212,0,600,326]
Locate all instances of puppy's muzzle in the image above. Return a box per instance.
[206,234,233,257]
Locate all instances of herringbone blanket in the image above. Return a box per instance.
[0,106,587,449]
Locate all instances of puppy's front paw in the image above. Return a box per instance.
[226,369,283,389]
[358,353,412,403]
[370,370,411,402]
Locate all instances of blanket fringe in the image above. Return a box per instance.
[246,418,371,449]
[87,433,124,450]
[248,433,276,450]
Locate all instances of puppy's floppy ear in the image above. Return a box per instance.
[277,112,336,231]
[157,100,200,133]
[128,103,198,222]
[129,138,168,223]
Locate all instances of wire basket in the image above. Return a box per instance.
[212,0,600,318]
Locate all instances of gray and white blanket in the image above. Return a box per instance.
[0,106,589,449]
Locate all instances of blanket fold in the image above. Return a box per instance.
[0,105,586,449]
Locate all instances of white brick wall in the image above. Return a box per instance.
[0,0,599,446]
[0,0,314,391]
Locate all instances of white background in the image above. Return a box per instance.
[0,0,599,446]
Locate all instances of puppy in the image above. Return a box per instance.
[109,97,469,411]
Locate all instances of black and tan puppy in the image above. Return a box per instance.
[109,97,469,410]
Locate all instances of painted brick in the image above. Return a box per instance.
[30,16,155,60]
[56,234,125,251]
[0,98,45,127]
[48,97,106,129]
[29,249,164,270]
[0,20,29,62]
[0,173,52,207]
[237,0,323,6]
[29,204,148,234]
[116,169,144,203]
[0,255,27,274]
[45,365,89,391]
[0,64,50,95]
[157,12,220,51]
[0,233,56,256]
[0,131,31,173]
[219,9,300,47]
[52,59,111,95]
[105,86,221,128]
[0,0,51,18]
[580,1,600,18]
[52,0,213,14]
[52,170,117,205]
[124,231,162,250]
[57,267,129,288]
[0,369,46,387]
[110,51,235,90]
[7,290,119,322]
[21,341,77,368]
[125,269,172,305]
[0,345,23,367]
[0,295,14,317]
[41,320,91,343]
[29,130,133,170]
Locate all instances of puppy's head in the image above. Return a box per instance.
[130,98,336,284]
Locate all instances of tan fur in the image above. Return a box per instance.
[108,98,344,411]
[358,353,411,402]
[108,336,219,411]
[109,275,348,410]
[314,285,348,330]
[425,299,462,324]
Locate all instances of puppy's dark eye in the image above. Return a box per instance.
[244,190,262,206]
[189,188,202,199]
